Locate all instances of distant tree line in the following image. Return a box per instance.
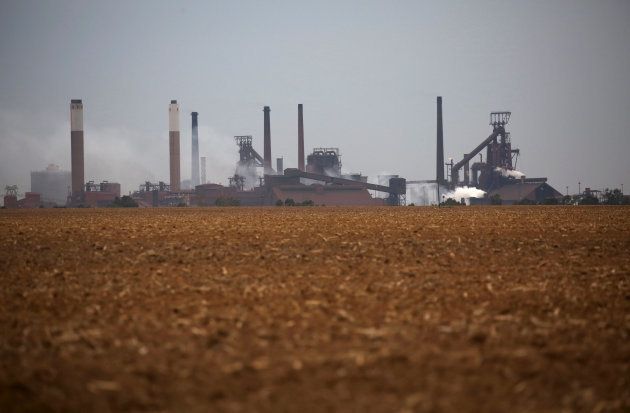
[276,199,315,207]
[558,188,628,206]
[601,188,628,205]
[215,197,241,206]
[108,196,138,208]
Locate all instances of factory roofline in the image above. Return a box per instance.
[487,182,562,202]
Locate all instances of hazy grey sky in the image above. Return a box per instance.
[1,0,629,195]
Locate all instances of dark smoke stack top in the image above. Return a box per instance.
[436,96,444,184]
[263,106,272,173]
[298,104,305,171]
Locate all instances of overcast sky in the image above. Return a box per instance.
[1,0,629,195]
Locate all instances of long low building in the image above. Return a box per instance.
[194,181,384,207]
[476,181,563,204]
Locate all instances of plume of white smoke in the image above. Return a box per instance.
[495,167,525,179]
[324,167,341,177]
[406,182,447,205]
[443,186,486,205]
[196,125,240,187]
[234,164,261,190]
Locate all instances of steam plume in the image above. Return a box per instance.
[495,167,525,179]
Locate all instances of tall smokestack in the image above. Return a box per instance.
[169,100,181,192]
[200,156,207,184]
[191,112,199,187]
[70,99,84,196]
[263,106,272,173]
[298,103,305,171]
[436,96,444,184]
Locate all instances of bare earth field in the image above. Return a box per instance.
[0,206,629,412]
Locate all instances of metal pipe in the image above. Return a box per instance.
[436,97,444,184]
[464,154,470,186]
[263,106,272,174]
[298,104,305,171]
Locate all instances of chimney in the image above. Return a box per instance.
[70,99,84,197]
[191,112,199,187]
[464,154,470,186]
[263,106,272,173]
[436,96,444,184]
[276,157,283,175]
[169,100,181,191]
[200,156,207,184]
[298,103,305,171]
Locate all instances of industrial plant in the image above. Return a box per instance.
[432,96,562,205]
[3,97,567,208]
[127,100,407,207]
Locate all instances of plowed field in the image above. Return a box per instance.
[1,206,629,412]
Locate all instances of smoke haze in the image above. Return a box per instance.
[0,109,239,194]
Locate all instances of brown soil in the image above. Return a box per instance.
[0,206,629,412]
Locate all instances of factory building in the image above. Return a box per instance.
[3,186,42,209]
[130,101,403,207]
[484,182,563,205]
[306,148,342,176]
[437,96,562,204]
[189,103,405,206]
[83,181,121,207]
[194,171,398,206]
[30,164,70,206]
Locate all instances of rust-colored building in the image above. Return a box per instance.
[194,173,389,207]
[80,181,122,207]
[475,181,563,205]
[269,184,383,206]
[3,192,42,209]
